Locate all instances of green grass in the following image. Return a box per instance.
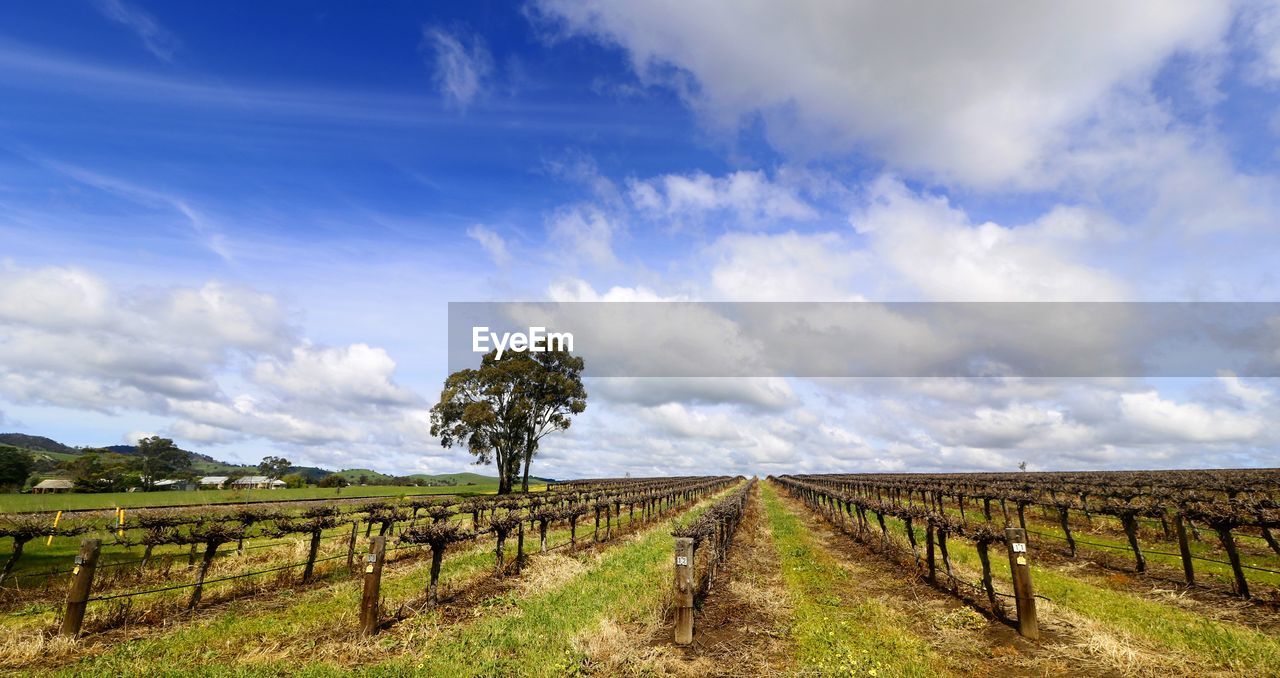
[761,482,939,677]
[45,485,728,676]
[877,512,1280,674]
[0,483,507,514]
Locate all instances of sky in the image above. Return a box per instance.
[1,1,1280,478]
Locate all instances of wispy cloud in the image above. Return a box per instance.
[466,224,511,266]
[33,157,232,261]
[92,0,181,62]
[423,26,492,110]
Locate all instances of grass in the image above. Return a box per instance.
[24,484,730,675]
[876,511,1280,675]
[760,482,940,677]
[0,483,514,514]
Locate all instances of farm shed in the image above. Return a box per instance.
[154,479,197,491]
[230,476,286,490]
[199,476,229,489]
[32,478,73,493]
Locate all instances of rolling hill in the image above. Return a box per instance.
[0,432,548,486]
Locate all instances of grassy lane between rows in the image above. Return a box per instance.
[358,481,746,677]
[874,512,1280,675]
[760,482,940,677]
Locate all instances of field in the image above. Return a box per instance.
[0,482,507,514]
[0,471,1277,676]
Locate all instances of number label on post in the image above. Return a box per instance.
[365,554,377,563]
[1012,543,1026,553]
[675,556,688,566]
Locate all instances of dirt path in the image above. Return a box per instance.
[769,482,1118,677]
[669,482,793,675]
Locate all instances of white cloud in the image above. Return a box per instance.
[92,0,180,61]
[424,26,492,110]
[546,204,621,267]
[852,177,1128,301]
[534,0,1232,187]
[466,224,511,266]
[252,343,419,408]
[629,169,817,227]
[1119,390,1263,442]
[708,231,865,301]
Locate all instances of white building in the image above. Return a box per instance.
[199,476,229,489]
[230,475,286,490]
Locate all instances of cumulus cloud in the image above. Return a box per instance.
[424,26,493,110]
[708,231,865,301]
[852,177,1128,301]
[0,264,431,460]
[252,343,419,408]
[546,204,621,267]
[533,0,1232,187]
[629,169,817,227]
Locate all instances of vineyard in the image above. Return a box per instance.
[1,471,1278,676]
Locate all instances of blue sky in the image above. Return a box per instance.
[2,1,1280,477]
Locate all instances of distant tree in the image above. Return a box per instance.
[430,349,586,494]
[358,473,369,485]
[1018,461,1028,472]
[258,455,292,479]
[134,437,192,491]
[318,473,348,488]
[0,448,34,490]
[61,450,133,492]
[280,473,306,489]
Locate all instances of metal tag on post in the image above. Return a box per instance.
[675,556,688,566]
[365,554,377,563]
[1012,542,1026,553]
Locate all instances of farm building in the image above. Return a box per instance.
[32,478,73,493]
[154,479,197,491]
[230,476,286,490]
[199,476,229,489]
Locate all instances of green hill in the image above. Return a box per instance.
[1,432,538,489]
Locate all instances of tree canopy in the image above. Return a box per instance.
[430,348,585,494]
[258,455,292,479]
[0,447,34,490]
[134,436,192,491]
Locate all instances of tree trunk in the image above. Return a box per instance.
[0,537,27,586]
[428,545,445,605]
[1215,525,1250,599]
[187,542,219,610]
[302,529,322,583]
[1121,514,1146,573]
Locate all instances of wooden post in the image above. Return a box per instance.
[1004,528,1039,640]
[674,537,695,645]
[359,536,386,636]
[1173,513,1194,586]
[60,538,101,638]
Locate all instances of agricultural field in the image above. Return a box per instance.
[0,483,508,515]
[1,470,1277,676]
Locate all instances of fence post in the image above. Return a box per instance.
[1004,527,1039,640]
[359,536,386,637]
[60,538,101,638]
[674,537,695,645]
